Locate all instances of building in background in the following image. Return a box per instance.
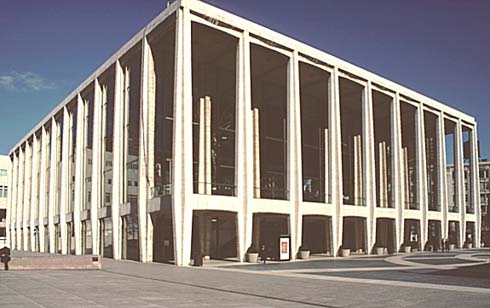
[7,0,481,266]
[0,155,8,247]
[448,159,490,246]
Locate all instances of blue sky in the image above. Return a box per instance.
[1,0,489,158]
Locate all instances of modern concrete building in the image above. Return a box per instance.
[448,159,489,246]
[0,155,8,247]
[7,0,481,266]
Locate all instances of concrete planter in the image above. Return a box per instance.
[299,250,310,259]
[376,247,385,255]
[467,243,473,249]
[247,253,259,263]
[403,246,411,253]
[449,244,456,251]
[341,249,351,257]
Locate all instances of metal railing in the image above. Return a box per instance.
[193,182,237,197]
[151,184,172,198]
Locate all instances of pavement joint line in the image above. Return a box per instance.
[101,268,341,308]
[277,266,417,273]
[0,279,49,308]
[11,271,111,308]
[208,266,490,294]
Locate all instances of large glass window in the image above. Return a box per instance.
[149,15,176,197]
[100,66,115,208]
[339,77,364,206]
[55,116,63,216]
[373,90,393,208]
[68,103,77,213]
[82,85,94,211]
[44,124,51,218]
[250,44,289,200]
[299,62,329,203]
[424,111,439,211]
[191,22,238,196]
[400,102,418,209]
[463,126,474,214]
[121,45,141,206]
[445,119,457,212]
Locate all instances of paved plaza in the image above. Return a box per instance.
[1,249,489,307]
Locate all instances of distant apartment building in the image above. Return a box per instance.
[0,155,8,247]
[448,159,490,246]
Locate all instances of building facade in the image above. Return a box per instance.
[0,155,8,247]
[7,0,481,265]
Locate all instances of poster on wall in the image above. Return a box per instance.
[279,235,290,261]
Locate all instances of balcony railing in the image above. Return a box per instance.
[193,182,236,197]
[151,184,172,198]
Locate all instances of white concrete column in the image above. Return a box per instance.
[392,93,404,251]
[416,108,428,250]
[363,82,376,254]
[455,121,465,248]
[236,31,253,262]
[112,64,124,260]
[48,118,58,253]
[198,98,205,194]
[172,6,194,266]
[138,36,156,262]
[23,141,31,251]
[437,113,448,239]
[30,135,39,251]
[9,154,17,250]
[471,126,480,247]
[38,126,47,253]
[6,155,13,248]
[59,107,70,254]
[17,149,24,250]
[91,79,103,256]
[288,50,302,259]
[329,68,343,256]
[73,95,84,255]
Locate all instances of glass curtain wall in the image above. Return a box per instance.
[250,44,289,200]
[299,62,329,203]
[462,126,474,214]
[445,119,457,212]
[424,111,439,211]
[400,102,418,209]
[191,22,237,196]
[373,90,393,208]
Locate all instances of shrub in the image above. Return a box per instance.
[246,245,258,254]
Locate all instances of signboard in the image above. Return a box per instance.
[279,235,290,261]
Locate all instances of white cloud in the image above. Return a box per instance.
[0,71,56,91]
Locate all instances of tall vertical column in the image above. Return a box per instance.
[329,68,343,256]
[30,136,39,251]
[378,142,387,208]
[138,36,156,262]
[392,93,404,251]
[288,50,302,259]
[471,126,481,248]
[111,60,124,260]
[198,98,205,194]
[6,155,13,249]
[416,107,428,250]
[17,149,24,250]
[91,79,103,256]
[73,95,84,255]
[48,118,58,253]
[172,7,193,266]
[363,82,376,254]
[9,154,17,249]
[205,97,212,194]
[38,127,47,253]
[437,113,448,239]
[112,63,124,259]
[454,121,465,248]
[23,141,31,251]
[59,107,70,254]
[325,129,329,203]
[236,31,253,262]
[252,109,260,198]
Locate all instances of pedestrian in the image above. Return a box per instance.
[440,238,445,252]
[260,244,266,264]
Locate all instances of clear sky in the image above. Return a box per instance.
[1,0,489,158]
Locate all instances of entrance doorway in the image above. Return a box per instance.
[376,218,396,253]
[427,220,442,251]
[252,213,289,260]
[448,221,460,248]
[191,211,238,261]
[302,215,331,255]
[404,219,420,251]
[151,210,174,263]
[342,217,366,253]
